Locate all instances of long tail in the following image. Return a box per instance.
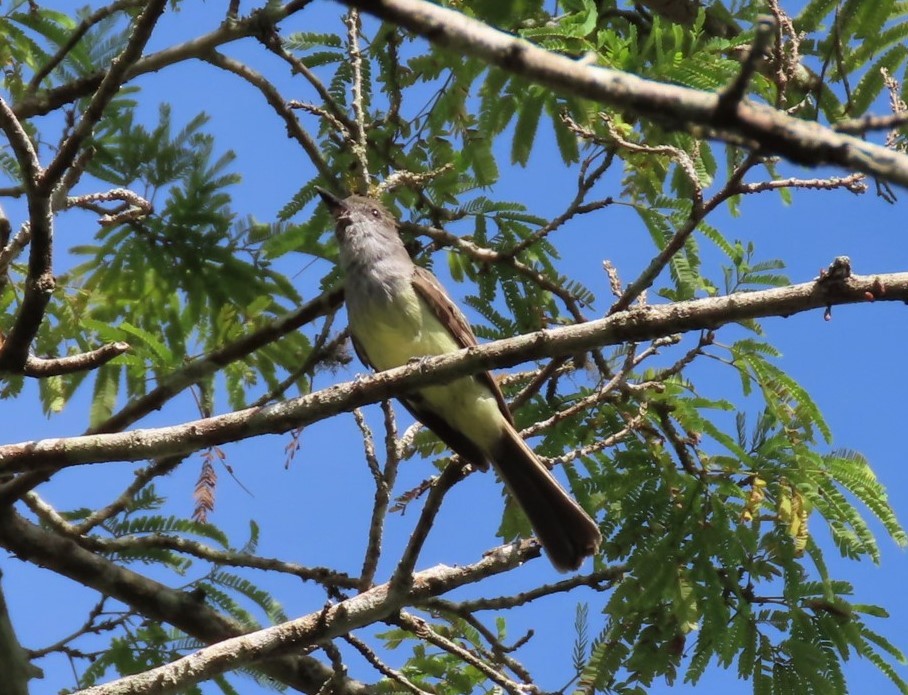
[491,425,601,571]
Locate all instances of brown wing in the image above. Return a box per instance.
[410,264,514,426]
[348,331,375,372]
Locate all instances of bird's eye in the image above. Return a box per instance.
[370,208,380,218]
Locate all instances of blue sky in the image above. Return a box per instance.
[2,1,907,693]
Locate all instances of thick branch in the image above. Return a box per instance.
[0,98,53,372]
[0,507,367,695]
[340,0,908,188]
[33,520,531,695]
[0,208,53,372]
[0,270,903,474]
[0,574,38,695]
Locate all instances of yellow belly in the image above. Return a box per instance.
[349,286,504,450]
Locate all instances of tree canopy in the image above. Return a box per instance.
[0,0,907,694]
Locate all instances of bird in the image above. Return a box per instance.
[317,188,601,571]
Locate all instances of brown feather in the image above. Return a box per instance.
[410,264,514,426]
[491,427,602,571]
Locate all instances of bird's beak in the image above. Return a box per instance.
[315,187,344,214]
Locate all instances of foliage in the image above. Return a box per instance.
[0,0,906,694]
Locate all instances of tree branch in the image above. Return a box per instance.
[0,572,39,695]
[358,401,401,591]
[201,50,336,187]
[0,507,367,695]
[343,632,431,694]
[1,289,342,499]
[0,1,167,374]
[0,98,53,373]
[23,488,358,590]
[409,221,591,321]
[72,456,184,533]
[22,342,130,378]
[53,530,535,695]
[426,565,627,613]
[0,269,902,477]
[389,459,476,596]
[89,287,342,434]
[393,611,529,694]
[609,152,759,313]
[339,0,908,188]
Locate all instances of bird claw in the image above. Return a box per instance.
[407,355,433,372]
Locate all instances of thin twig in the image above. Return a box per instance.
[508,358,568,412]
[39,0,169,192]
[555,408,648,466]
[425,566,627,613]
[258,28,356,134]
[388,462,470,595]
[249,314,342,408]
[345,9,371,192]
[359,400,401,590]
[717,16,777,116]
[28,0,147,91]
[651,401,704,477]
[431,606,534,682]
[393,611,534,695]
[26,597,129,660]
[91,287,342,434]
[508,198,613,258]
[609,152,759,314]
[344,632,432,694]
[73,456,186,534]
[202,50,336,186]
[506,149,615,257]
[408,221,590,321]
[519,347,637,440]
[23,489,359,589]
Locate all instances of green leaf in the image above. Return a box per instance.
[116,321,175,365]
[848,43,908,115]
[89,365,120,428]
[511,86,545,165]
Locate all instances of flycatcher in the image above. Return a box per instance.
[318,188,601,571]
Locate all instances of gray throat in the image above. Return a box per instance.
[338,221,413,315]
